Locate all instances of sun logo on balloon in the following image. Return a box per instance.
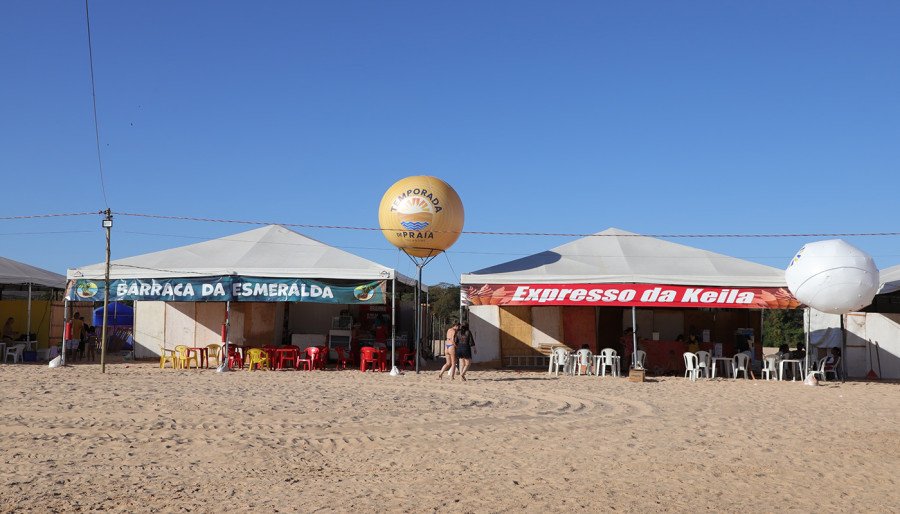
[396,196,434,231]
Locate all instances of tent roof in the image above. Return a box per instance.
[878,264,900,295]
[68,225,418,286]
[0,256,66,289]
[461,227,788,287]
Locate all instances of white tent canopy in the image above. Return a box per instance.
[0,256,66,289]
[67,225,418,287]
[461,227,787,287]
[878,264,900,295]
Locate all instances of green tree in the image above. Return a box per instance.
[430,285,461,323]
[762,308,804,348]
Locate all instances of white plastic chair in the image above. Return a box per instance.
[761,355,778,380]
[827,356,841,380]
[732,353,750,379]
[811,356,841,381]
[695,351,711,378]
[549,347,571,376]
[5,343,26,364]
[632,350,646,370]
[596,348,618,377]
[683,352,700,381]
[574,349,593,376]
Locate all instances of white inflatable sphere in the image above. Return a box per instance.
[785,239,879,314]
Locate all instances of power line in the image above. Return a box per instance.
[3,209,899,241]
[84,0,110,208]
[115,211,900,239]
[0,212,102,221]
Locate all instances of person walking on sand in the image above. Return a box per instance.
[454,323,475,381]
[437,321,459,379]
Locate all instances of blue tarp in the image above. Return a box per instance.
[92,302,134,326]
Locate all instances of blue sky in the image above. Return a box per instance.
[2,1,898,285]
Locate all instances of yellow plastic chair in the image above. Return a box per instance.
[246,348,270,371]
[159,345,177,369]
[206,344,222,368]
[174,344,199,370]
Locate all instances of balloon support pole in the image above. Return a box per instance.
[389,366,401,376]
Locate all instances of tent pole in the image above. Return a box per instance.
[631,306,638,368]
[805,308,810,376]
[27,283,32,350]
[415,263,422,374]
[840,314,847,383]
[218,300,230,372]
[62,299,69,366]
[390,277,397,375]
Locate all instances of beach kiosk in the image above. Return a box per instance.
[0,256,66,360]
[66,225,421,363]
[460,228,799,373]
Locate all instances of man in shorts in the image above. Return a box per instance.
[65,313,84,361]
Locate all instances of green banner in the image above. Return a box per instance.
[67,277,386,304]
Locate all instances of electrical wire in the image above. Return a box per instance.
[84,0,110,208]
[115,211,900,239]
[0,212,101,221]
[443,251,461,286]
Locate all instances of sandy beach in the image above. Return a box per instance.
[1,362,898,513]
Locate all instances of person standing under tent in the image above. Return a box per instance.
[454,323,475,382]
[437,321,459,380]
[66,313,84,362]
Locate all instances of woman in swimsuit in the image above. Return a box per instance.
[437,322,460,379]
[455,324,475,381]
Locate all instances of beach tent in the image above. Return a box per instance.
[92,302,134,326]
[807,264,900,379]
[459,228,793,368]
[68,224,417,284]
[67,225,420,361]
[0,256,66,289]
[461,228,787,287]
[0,256,66,353]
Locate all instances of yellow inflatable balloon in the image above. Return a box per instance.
[378,176,464,258]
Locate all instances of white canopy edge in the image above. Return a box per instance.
[461,228,788,288]
[0,256,66,289]
[66,225,421,289]
[878,264,900,295]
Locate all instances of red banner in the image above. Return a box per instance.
[462,283,800,309]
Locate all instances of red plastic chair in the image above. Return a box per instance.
[294,348,312,371]
[306,346,323,370]
[376,348,388,372]
[360,347,380,372]
[227,347,244,369]
[399,349,416,370]
[335,347,350,370]
[315,345,329,369]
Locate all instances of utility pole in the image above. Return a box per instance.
[100,209,112,373]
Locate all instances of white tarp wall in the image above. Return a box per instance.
[132,301,262,359]
[134,301,165,359]
[865,313,900,380]
[807,309,900,379]
[468,305,500,366]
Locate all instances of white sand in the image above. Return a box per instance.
[1,362,898,512]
